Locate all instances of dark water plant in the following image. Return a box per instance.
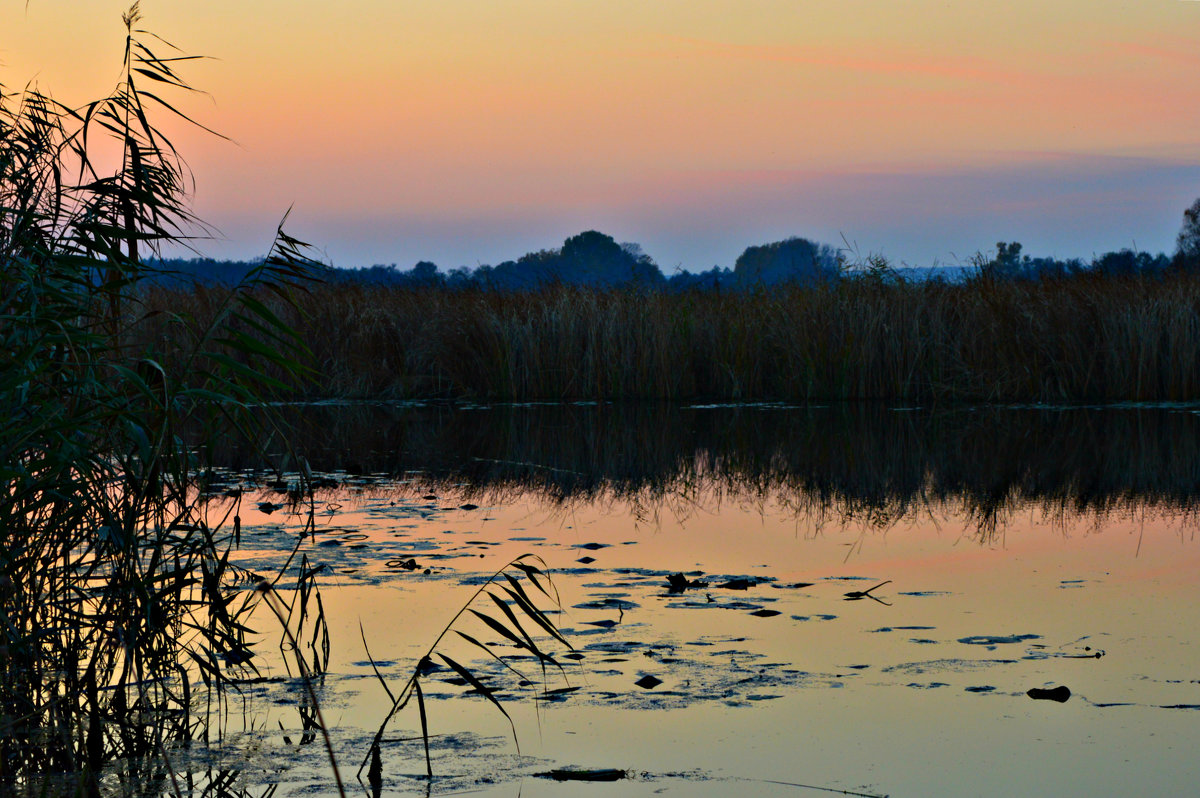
[2,8,572,795]
[0,5,325,791]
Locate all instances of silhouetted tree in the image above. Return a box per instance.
[559,231,664,287]
[444,266,473,289]
[1093,249,1169,278]
[410,260,439,286]
[666,266,734,292]
[1175,197,1200,271]
[974,241,1025,281]
[733,237,840,287]
[488,248,561,290]
[975,242,1127,282]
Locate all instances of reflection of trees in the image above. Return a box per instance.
[207,404,1200,537]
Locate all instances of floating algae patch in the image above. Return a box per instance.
[412,627,851,713]
[958,634,1042,648]
[871,626,937,633]
[882,658,1021,676]
[170,726,548,798]
[1022,636,1107,660]
[667,600,765,612]
[572,597,641,610]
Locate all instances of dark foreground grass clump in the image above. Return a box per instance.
[1,6,325,790]
[148,271,1200,403]
[2,10,572,794]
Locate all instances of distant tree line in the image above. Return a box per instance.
[154,197,1200,291]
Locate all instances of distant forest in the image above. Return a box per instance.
[157,198,1200,291]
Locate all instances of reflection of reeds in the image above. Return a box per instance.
[150,275,1200,402]
[211,403,1200,536]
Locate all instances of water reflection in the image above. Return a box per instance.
[222,402,1200,532]
[183,403,1200,798]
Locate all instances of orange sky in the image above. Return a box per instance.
[2,1,1198,268]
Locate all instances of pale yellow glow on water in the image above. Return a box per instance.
[225,482,1200,797]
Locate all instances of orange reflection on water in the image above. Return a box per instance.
[221,482,1200,797]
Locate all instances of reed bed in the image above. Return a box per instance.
[147,271,1200,403]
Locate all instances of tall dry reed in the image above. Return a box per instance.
[4,9,571,791]
[147,271,1200,403]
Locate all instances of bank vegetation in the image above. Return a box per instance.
[146,269,1200,403]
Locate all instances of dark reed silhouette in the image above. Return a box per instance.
[0,5,328,788]
[141,260,1200,403]
[1,8,567,794]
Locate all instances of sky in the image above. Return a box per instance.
[2,1,1199,271]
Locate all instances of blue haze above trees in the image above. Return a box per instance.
[154,199,1200,291]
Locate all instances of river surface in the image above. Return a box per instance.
[186,403,1200,798]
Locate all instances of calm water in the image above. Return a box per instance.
[189,404,1200,797]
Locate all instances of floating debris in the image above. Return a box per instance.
[635,674,663,689]
[843,581,891,601]
[666,573,709,592]
[537,768,627,782]
[871,626,936,633]
[1027,685,1071,703]
[582,616,622,630]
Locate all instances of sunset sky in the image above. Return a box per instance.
[2,1,1198,270]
